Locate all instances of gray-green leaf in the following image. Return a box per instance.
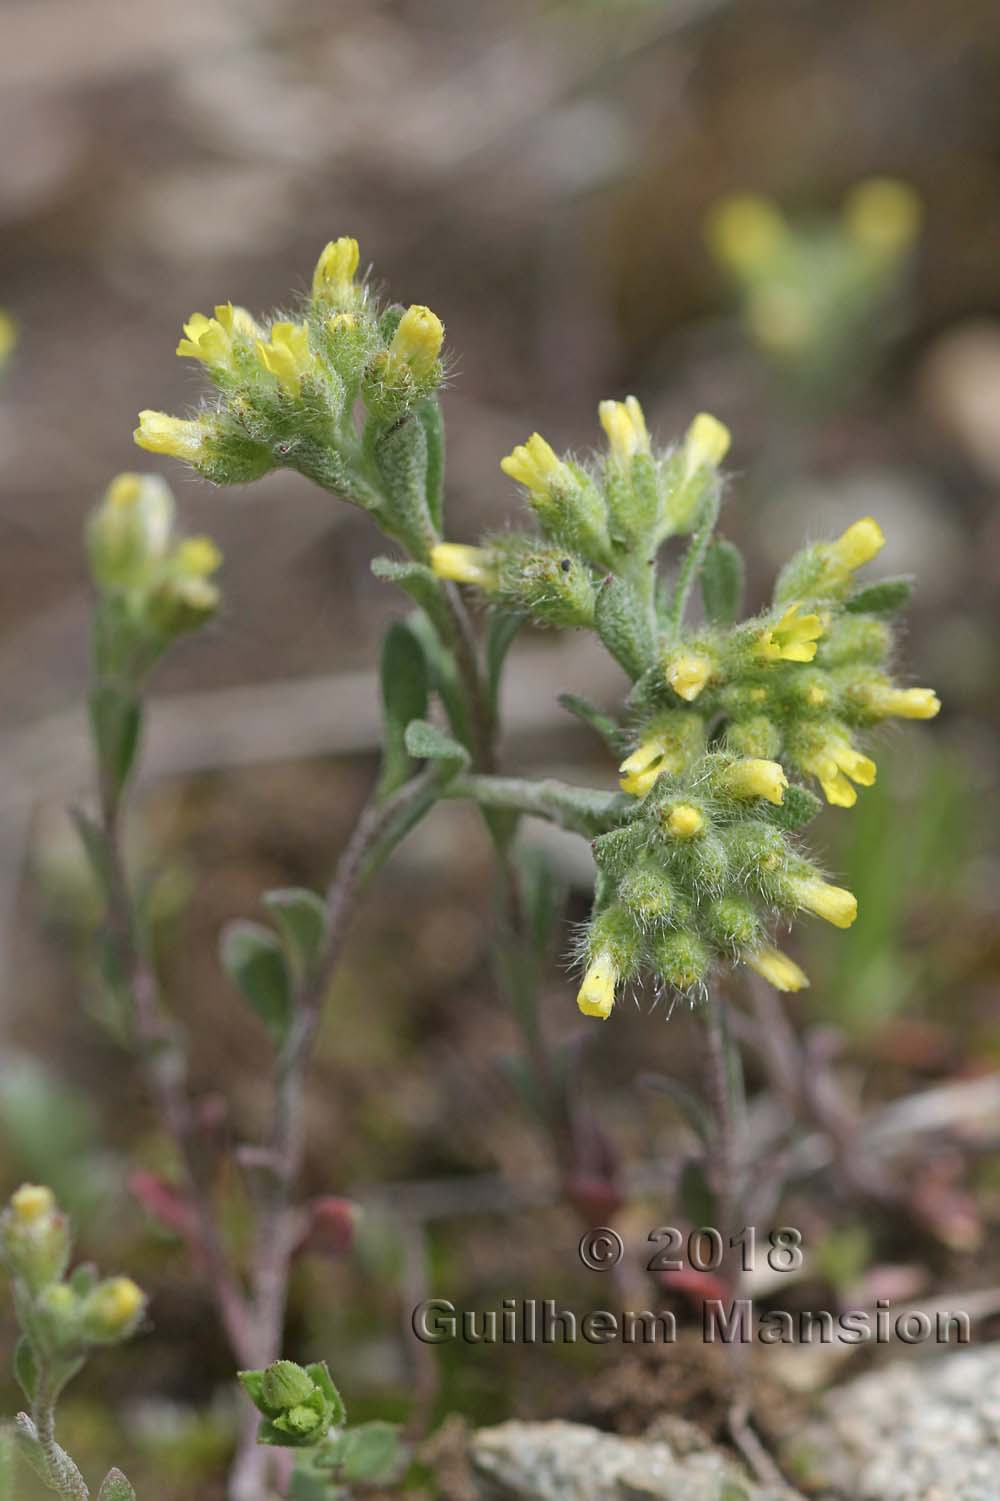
[220,921,292,1042]
[699,538,745,626]
[262,889,328,980]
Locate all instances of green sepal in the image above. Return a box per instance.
[97,1469,138,1501]
[237,1369,269,1415]
[758,783,823,831]
[557,692,629,755]
[594,574,654,681]
[262,889,328,981]
[699,538,745,626]
[14,1337,38,1403]
[844,576,913,615]
[89,683,143,796]
[220,921,292,1043]
[304,1362,346,1429]
[376,620,430,800]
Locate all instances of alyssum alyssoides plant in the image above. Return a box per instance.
[134,236,939,1028]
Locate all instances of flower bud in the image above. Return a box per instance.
[681,413,731,483]
[618,863,678,926]
[387,305,444,383]
[134,411,212,463]
[148,574,220,639]
[312,237,361,307]
[705,194,786,278]
[651,930,710,991]
[747,946,809,992]
[792,877,858,930]
[35,1283,82,1350]
[80,1277,146,1342]
[576,947,618,1020]
[664,650,714,703]
[829,517,885,574]
[844,179,921,258]
[705,897,761,954]
[430,542,497,589]
[721,758,787,806]
[262,1360,316,1411]
[598,397,649,466]
[665,803,704,839]
[87,473,175,590]
[1,1184,71,1292]
[725,715,781,761]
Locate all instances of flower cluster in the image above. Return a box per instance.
[429,396,938,1018]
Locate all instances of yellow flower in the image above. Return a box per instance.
[256,321,314,396]
[723,758,787,805]
[860,682,940,721]
[500,433,574,496]
[134,411,208,462]
[747,947,809,992]
[175,536,222,577]
[618,733,689,797]
[666,803,704,839]
[830,517,885,573]
[327,312,358,335]
[176,303,258,370]
[844,179,922,257]
[84,1277,146,1339]
[0,309,18,366]
[681,413,731,482]
[704,194,786,277]
[312,236,360,305]
[794,878,858,929]
[430,543,496,588]
[598,396,649,465]
[756,602,823,664]
[10,1185,55,1225]
[665,651,714,702]
[577,948,617,1020]
[802,733,876,807]
[388,304,444,381]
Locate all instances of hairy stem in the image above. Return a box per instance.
[444,773,624,836]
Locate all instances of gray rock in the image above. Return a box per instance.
[788,1345,1000,1500]
[470,1420,800,1501]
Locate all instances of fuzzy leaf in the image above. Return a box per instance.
[416,397,445,532]
[403,720,469,778]
[263,889,328,980]
[595,575,655,681]
[370,556,450,636]
[13,1339,38,1404]
[326,1422,403,1484]
[377,621,430,799]
[98,1469,137,1501]
[844,576,913,615]
[699,538,745,626]
[557,693,629,755]
[220,922,292,1043]
[759,783,823,831]
[486,611,525,716]
[89,683,143,795]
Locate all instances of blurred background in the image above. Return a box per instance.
[2,0,1000,1495]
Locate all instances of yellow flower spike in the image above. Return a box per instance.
[598,396,649,465]
[723,758,787,805]
[795,878,858,930]
[10,1185,55,1224]
[388,304,444,381]
[312,236,360,304]
[863,684,941,721]
[667,804,704,839]
[176,536,222,577]
[830,517,885,573]
[704,194,786,277]
[844,179,922,258]
[134,411,207,462]
[756,602,824,664]
[500,433,574,496]
[748,947,810,993]
[682,413,731,482]
[256,321,314,397]
[430,543,496,589]
[576,948,617,1020]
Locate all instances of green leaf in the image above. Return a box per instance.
[486,611,524,716]
[844,576,913,615]
[13,1339,38,1403]
[98,1469,138,1501]
[640,1074,713,1147]
[403,720,469,779]
[89,683,143,795]
[404,610,471,749]
[416,397,445,533]
[516,847,566,958]
[304,1363,346,1429]
[377,621,430,799]
[69,807,115,902]
[263,889,328,981]
[678,1157,717,1228]
[759,783,823,831]
[699,538,745,626]
[370,556,450,637]
[220,922,292,1043]
[327,1422,403,1484]
[557,692,629,755]
[594,575,655,682]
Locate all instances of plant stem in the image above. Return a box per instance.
[444,773,624,836]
